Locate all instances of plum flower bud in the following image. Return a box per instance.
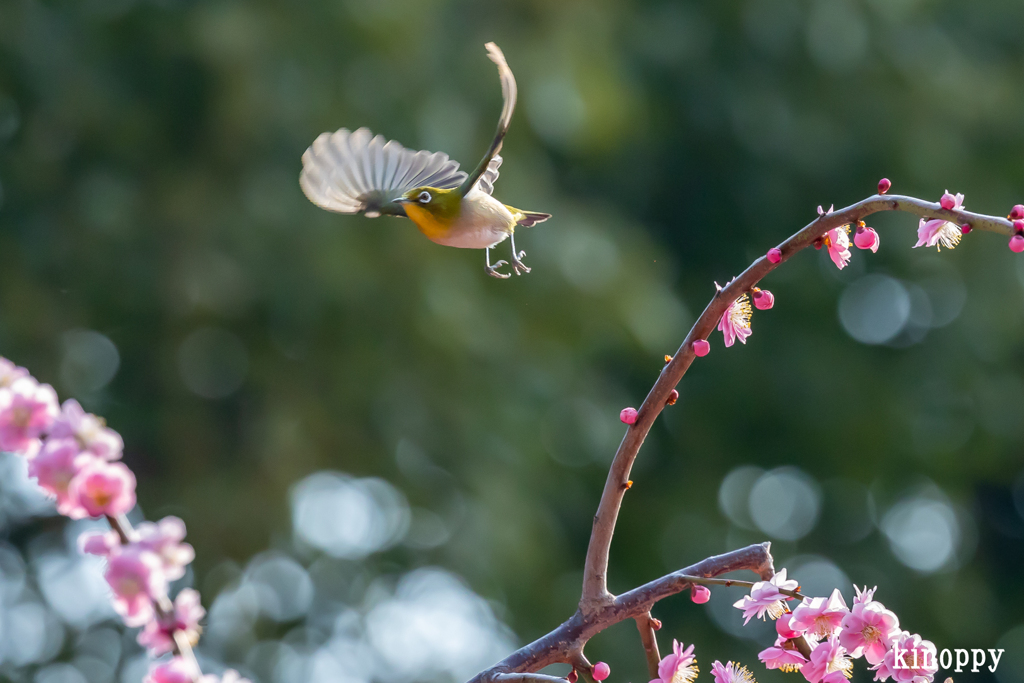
[1010,204,1024,220]
[145,657,199,683]
[939,191,957,211]
[568,671,578,683]
[68,460,137,518]
[137,516,195,581]
[691,585,711,603]
[752,289,774,311]
[877,178,891,195]
[693,340,710,357]
[0,376,60,456]
[961,224,972,235]
[1010,235,1024,253]
[592,662,610,681]
[138,587,205,655]
[50,399,123,460]
[28,438,97,518]
[766,248,782,264]
[1014,219,1024,233]
[105,546,167,627]
[667,389,679,406]
[620,407,638,425]
[854,223,880,252]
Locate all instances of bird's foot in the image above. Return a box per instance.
[486,260,511,279]
[510,250,531,276]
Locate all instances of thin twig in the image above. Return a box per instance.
[675,575,808,601]
[634,613,661,679]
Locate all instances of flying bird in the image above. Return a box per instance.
[300,43,550,279]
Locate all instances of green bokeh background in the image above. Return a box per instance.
[1,0,1023,682]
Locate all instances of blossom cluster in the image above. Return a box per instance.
[0,357,244,683]
[734,571,938,683]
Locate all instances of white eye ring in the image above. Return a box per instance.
[417,191,431,203]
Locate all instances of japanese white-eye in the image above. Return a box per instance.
[299,43,550,279]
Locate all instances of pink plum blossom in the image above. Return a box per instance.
[1010,235,1024,253]
[870,632,938,683]
[733,568,798,624]
[801,636,852,683]
[915,193,964,251]
[711,660,756,683]
[853,585,876,605]
[854,224,880,252]
[766,248,782,264]
[651,639,698,683]
[137,516,195,581]
[138,588,205,655]
[691,585,711,604]
[1010,204,1024,221]
[759,638,807,673]
[145,657,199,683]
[939,192,957,211]
[620,407,638,425]
[105,546,167,627]
[791,589,849,640]
[825,226,852,269]
[718,294,752,347]
[68,460,136,518]
[0,358,29,388]
[593,662,610,681]
[840,599,900,664]
[79,529,121,557]
[693,340,710,357]
[752,289,774,310]
[27,438,97,517]
[50,399,123,460]
[0,377,59,455]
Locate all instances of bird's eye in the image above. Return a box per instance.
[417,191,431,204]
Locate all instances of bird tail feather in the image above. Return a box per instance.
[513,210,551,227]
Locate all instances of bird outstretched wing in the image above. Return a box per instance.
[300,127,467,217]
[475,155,502,195]
[458,42,517,197]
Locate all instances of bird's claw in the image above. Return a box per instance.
[486,260,511,279]
[510,250,530,276]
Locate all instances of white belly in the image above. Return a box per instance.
[432,191,515,249]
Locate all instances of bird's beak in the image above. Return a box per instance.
[394,196,410,204]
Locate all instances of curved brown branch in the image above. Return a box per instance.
[467,543,774,683]
[468,190,1014,683]
[579,192,1014,608]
